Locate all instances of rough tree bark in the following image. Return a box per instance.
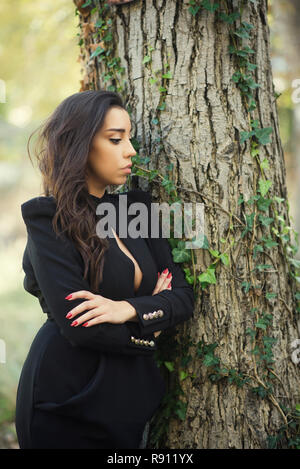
[74,0,300,449]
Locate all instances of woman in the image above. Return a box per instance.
[15,90,195,449]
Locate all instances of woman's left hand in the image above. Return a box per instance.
[65,291,136,327]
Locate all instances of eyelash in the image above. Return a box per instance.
[110,138,132,145]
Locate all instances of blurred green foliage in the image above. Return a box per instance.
[0,0,81,161]
[0,0,81,443]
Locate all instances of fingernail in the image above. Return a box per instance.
[70,321,78,326]
[167,282,171,288]
[66,312,72,319]
[65,294,72,300]
[167,272,172,279]
[82,322,89,327]
[162,268,168,274]
[158,272,160,277]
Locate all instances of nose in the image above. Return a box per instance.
[125,139,136,157]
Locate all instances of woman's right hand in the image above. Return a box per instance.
[152,268,172,338]
[152,268,172,295]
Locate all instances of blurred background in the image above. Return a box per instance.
[0,0,299,449]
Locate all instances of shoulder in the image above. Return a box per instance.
[21,196,57,225]
[21,196,78,252]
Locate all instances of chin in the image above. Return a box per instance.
[109,175,127,186]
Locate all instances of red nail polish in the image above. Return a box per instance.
[66,312,72,319]
[162,268,168,274]
[167,282,171,288]
[71,321,78,326]
[65,294,72,300]
[158,272,160,277]
[167,272,172,279]
[82,322,89,327]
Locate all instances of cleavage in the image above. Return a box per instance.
[111,227,143,293]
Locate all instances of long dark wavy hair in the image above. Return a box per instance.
[27,89,127,293]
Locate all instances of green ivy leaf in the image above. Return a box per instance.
[175,402,187,420]
[203,353,220,367]
[260,158,270,170]
[242,281,251,293]
[172,247,191,263]
[209,249,220,258]
[241,21,254,31]
[198,267,216,285]
[251,386,268,398]
[90,46,105,59]
[142,55,151,64]
[265,292,277,299]
[258,178,272,197]
[238,194,244,205]
[240,130,255,143]
[256,196,272,212]
[262,237,278,249]
[253,244,264,258]
[164,361,174,372]
[255,264,272,271]
[219,11,240,23]
[220,253,229,266]
[258,214,274,227]
[188,1,201,16]
[255,321,267,330]
[247,62,258,71]
[162,71,172,79]
[232,71,242,83]
[157,102,166,111]
[190,233,210,249]
[246,328,256,340]
[82,0,92,7]
[179,370,189,381]
[234,27,250,39]
[201,0,219,12]
[288,258,300,269]
[255,127,273,145]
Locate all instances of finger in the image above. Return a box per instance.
[66,299,97,319]
[152,270,172,295]
[70,308,101,327]
[82,314,110,327]
[156,268,172,289]
[157,271,172,291]
[65,290,95,301]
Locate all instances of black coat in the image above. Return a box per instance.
[15,189,194,449]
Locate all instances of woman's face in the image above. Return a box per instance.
[86,106,136,194]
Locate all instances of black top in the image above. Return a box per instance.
[21,189,195,356]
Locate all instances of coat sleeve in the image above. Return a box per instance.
[124,190,195,336]
[21,196,158,357]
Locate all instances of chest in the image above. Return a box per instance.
[111,227,143,293]
[99,225,158,300]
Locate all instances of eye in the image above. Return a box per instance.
[109,137,133,144]
[110,139,121,144]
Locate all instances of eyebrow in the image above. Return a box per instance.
[105,128,132,132]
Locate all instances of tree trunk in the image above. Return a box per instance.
[74,0,300,449]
